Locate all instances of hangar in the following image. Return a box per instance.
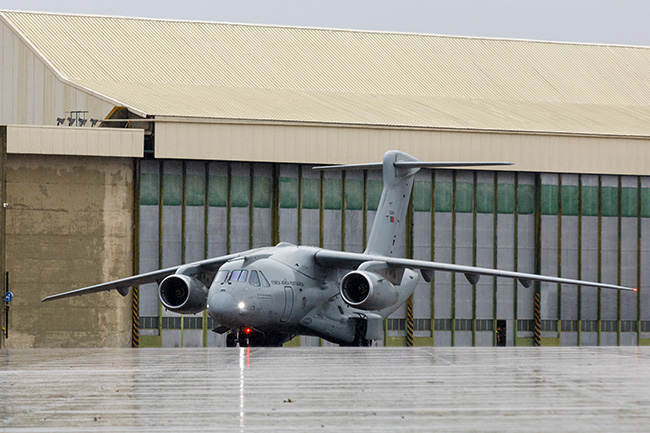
[0,10,649,348]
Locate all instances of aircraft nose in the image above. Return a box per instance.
[209,291,236,313]
[207,291,240,326]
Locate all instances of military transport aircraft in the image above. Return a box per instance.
[43,151,636,346]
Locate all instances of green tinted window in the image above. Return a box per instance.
[497,183,514,214]
[163,174,182,206]
[601,186,618,217]
[476,183,494,214]
[302,178,320,209]
[186,175,205,206]
[541,184,558,215]
[140,173,159,205]
[517,184,534,215]
[208,176,227,207]
[435,181,452,212]
[345,179,364,211]
[253,176,272,208]
[231,177,250,208]
[620,187,638,217]
[367,180,382,211]
[413,181,431,212]
[280,177,298,209]
[561,185,579,216]
[582,186,598,216]
[455,182,473,213]
[324,178,342,210]
[641,188,650,217]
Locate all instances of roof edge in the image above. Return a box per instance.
[153,115,650,140]
[2,9,650,50]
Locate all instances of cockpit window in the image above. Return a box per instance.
[215,270,229,283]
[238,270,248,282]
[259,271,271,287]
[229,270,242,282]
[250,270,261,287]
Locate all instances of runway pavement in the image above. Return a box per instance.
[1,346,649,432]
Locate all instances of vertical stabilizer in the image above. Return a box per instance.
[364,151,420,256]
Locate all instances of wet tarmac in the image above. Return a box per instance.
[1,347,649,432]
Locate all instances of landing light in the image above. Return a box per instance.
[238,302,246,310]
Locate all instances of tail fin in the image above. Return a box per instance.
[314,151,511,257]
[365,151,419,256]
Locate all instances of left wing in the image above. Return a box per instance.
[41,252,244,302]
[314,250,636,292]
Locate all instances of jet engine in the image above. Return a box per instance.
[340,271,399,311]
[158,274,208,314]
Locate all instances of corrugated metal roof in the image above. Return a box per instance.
[4,10,650,136]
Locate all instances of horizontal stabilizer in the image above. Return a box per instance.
[314,161,512,171]
[394,161,512,168]
[313,162,383,171]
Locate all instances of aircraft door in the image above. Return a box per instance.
[280,286,294,322]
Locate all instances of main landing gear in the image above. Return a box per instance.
[339,317,372,347]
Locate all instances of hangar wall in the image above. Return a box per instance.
[0,134,135,348]
[0,17,115,126]
[154,121,650,176]
[134,157,650,348]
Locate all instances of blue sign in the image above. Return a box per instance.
[4,291,13,303]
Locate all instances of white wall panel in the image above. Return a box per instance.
[6,124,143,157]
[155,120,650,176]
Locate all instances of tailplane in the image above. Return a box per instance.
[314,151,511,256]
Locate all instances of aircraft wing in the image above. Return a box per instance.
[313,250,636,292]
[41,252,244,302]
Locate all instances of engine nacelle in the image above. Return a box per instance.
[340,271,399,311]
[158,274,208,314]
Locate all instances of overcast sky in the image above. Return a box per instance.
[2,0,650,47]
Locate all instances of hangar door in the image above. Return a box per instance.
[134,159,650,348]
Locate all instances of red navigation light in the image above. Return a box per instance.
[243,327,253,335]
[634,288,638,292]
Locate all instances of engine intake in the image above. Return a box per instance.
[158,274,208,314]
[340,271,399,311]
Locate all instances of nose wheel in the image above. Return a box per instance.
[225,327,254,347]
[226,332,237,347]
[224,328,288,347]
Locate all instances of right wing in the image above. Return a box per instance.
[314,249,636,292]
[41,252,245,302]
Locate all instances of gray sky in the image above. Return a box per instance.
[2,0,650,46]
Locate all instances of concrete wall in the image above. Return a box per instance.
[1,152,134,348]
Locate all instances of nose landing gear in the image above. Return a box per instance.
[225,327,254,347]
[225,332,237,347]
[225,327,288,347]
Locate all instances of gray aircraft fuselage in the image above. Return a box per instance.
[207,243,400,346]
[208,244,328,333]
